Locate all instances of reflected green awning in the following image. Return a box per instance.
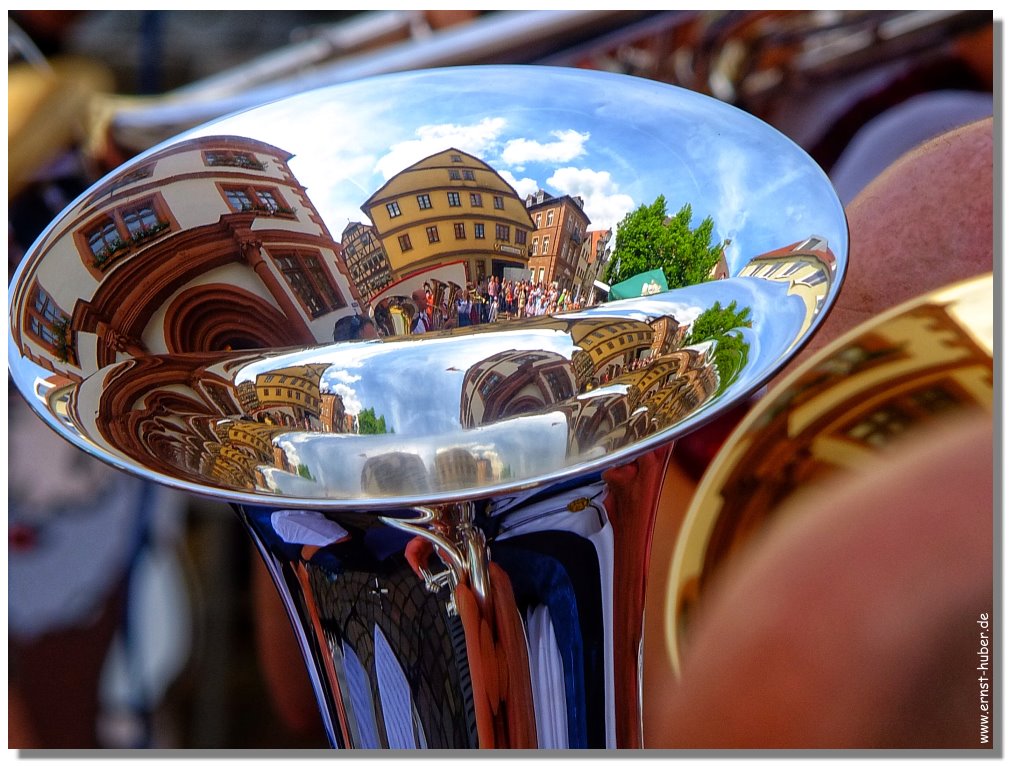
[608,269,669,300]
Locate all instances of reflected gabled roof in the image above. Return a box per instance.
[362,147,525,208]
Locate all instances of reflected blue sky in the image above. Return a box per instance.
[188,66,847,273]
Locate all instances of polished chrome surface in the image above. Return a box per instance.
[9,65,847,508]
[8,66,848,749]
[666,273,993,673]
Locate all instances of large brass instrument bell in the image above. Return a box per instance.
[9,66,849,748]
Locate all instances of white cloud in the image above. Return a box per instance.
[501,129,589,169]
[322,368,364,416]
[374,117,508,180]
[498,170,539,201]
[546,167,634,232]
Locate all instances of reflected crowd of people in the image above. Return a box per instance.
[348,275,602,341]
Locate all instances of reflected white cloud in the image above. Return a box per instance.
[498,169,540,200]
[545,166,634,232]
[501,129,589,169]
[187,67,846,281]
[375,117,508,180]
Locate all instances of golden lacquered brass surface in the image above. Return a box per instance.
[667,274,993,671]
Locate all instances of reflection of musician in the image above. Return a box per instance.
[333,314,378,342]
[411,289,430,334]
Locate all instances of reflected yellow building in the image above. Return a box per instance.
[740,236,837,340]
[361,148,535,283]
[241,363,329,428]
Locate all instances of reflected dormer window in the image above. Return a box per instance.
[203,150,266,171]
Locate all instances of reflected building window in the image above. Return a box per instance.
[474,223,485,239]
[26,285,70,351]
[426,226,440,244]
[386,201,402,218]
[447,192,462,207]
[398,234,413,252]
[79,194,172,269]
[493,196,505,210]
[479,371,503,397]
[495,224,509,241]
[470,193,483,207]
[107,163,155,195]
[222,184,293,215]
[417,194,432,210]
[454,223,466,240]
[270,249,346,318]
[202,149,265,170]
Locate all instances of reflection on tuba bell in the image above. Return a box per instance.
[8,66,848,748]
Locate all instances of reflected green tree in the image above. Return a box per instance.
[604,196,724,289]
[687,300,753,394]
[358,407,390,435]
[686,300,752,345]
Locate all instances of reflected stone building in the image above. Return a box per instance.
[525,190,591,290]
[12,135,362,384]
[460,349,578,429]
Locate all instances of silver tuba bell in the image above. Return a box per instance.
[8,65,848,748]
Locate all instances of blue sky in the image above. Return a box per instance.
[190,66,847,273]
